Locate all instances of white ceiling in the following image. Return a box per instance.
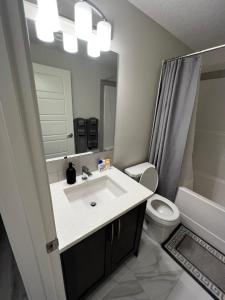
[128,0,225,50]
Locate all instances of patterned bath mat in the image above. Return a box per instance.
[162,225,225,300]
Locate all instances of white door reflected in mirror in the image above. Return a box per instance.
[33,63,74,159]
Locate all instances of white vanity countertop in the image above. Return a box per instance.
[50,166,153,253]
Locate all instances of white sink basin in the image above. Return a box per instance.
[64,175,127,211]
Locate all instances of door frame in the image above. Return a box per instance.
[0,103,47,299]
[0,1,66,299]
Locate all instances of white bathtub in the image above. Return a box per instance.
[175,187,225,254]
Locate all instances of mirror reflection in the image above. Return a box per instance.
[26,20,118,159]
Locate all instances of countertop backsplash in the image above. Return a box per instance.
[46,150,113,184]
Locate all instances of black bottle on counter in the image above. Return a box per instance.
[66,162,76,184]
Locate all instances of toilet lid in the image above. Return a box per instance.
[140,167,158,193]
[124,162,155,179]
[146,194,180,226]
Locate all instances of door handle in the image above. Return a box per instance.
[67,133,73,138]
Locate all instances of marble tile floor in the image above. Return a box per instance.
[87,231,213,300]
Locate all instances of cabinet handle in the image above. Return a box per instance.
[110,223,114,244]
[117,219,121,240]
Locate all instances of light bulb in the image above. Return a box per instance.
[97,20,112,51]
[63,33,78,53]
[35,19,54,43]
[37,0,60,32]
[87,31,100,58]
[74,1,92,41]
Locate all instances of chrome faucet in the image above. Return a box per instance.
[82,166,92,180]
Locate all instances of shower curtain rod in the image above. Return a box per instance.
[164,43,225,63]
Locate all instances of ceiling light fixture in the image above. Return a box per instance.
[24,0,112,58]
[87,30,100,58]
[97,20,112,52]
[63,32,78,53]
[74,1,92,41]
[35,18,54,43]
[37,0,60,32]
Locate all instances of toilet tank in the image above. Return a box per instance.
[124,163,159,194]
[124,162,155,181]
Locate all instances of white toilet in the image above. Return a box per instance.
[125,162,180,244]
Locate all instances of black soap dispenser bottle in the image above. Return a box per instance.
[66,162,76,184]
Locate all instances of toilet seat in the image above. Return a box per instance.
[146,194,180,226]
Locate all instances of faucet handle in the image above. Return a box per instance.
[82,166,92,180]
[82,174,88,180]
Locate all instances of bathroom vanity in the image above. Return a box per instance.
[50,167,152,299]
[61,202,146,299]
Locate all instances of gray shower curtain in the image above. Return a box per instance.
[149,56,201,201]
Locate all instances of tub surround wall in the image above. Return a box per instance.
[46,150,113,184]
[194,171,225,207]
[193,75,225,207]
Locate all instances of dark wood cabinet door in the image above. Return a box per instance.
[61,227,107,300]
[111,206,140,270]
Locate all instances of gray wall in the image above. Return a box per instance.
[91,0,190,169]
[30,43,116,120]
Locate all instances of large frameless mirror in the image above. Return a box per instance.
[24,0,118,159]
